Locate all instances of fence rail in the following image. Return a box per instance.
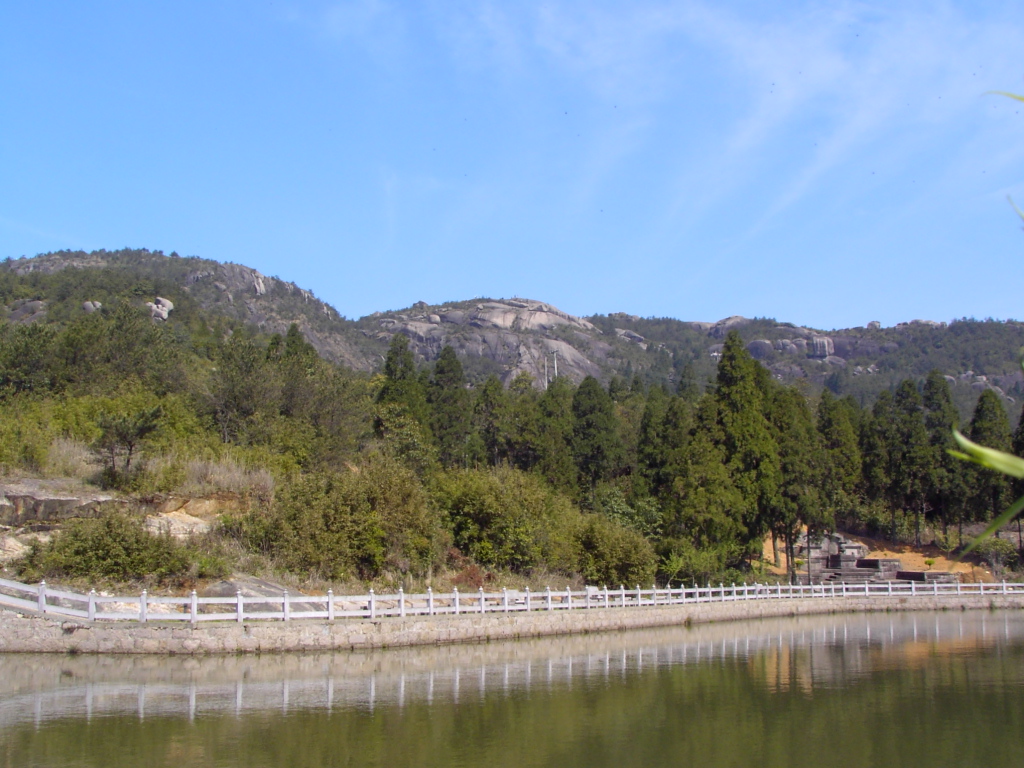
[0,576,1020,625]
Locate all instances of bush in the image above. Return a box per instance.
[976,537,1019,574]
[430,466,580,574]
[16,512,224,584]
[576,514,656,587]
[230,456,446,580]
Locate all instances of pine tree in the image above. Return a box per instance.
[534,376,577,493]
[712,331,780,558]
[474,375,510,466]
[892,379,932,545]
[817,388,861,500]
[921,370,965,538]
[768,386,826,578]
[571,376,623,489]
[967,390,1012,527]
[427,346,472,467]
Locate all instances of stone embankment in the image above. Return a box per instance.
[2,594,1022,655]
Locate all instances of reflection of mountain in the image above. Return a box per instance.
[2,612,1022,728]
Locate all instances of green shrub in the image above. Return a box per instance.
[16,512,223,584]
[576,514,656,587]
[431,466,580,573]
[230,456,445,580]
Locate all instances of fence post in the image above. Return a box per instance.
[327,589,334,622]
[479,586,485,614]
[636,584,642,606]
[399,587,406,617]
[283,591,290,622]
[934,581,938,596]
[911,581,916,596]
[546,587,552,611]
[369,589,376,619]
[88,589,96,622]
[503,588,509,613]
[525,587,531,612]
[238,591,245,623]
[190,590,198,626]
[140,590,148,623]
[841,582,846,598]
[428,587,434,616]
[453,587,459,615]
[37,581,47,614]
[621,585,626,607]
[1003,581,1007,595]
[957,580,961,596]
[604,585,609,609]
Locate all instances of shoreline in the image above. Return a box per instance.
[2,593,1023,654]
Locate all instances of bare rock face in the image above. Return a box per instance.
[824,355,847,367]
[0,480,122,526]
[377,299,604,385]
[746,339,774,359]
[811,336,834,357]
[6,300,46,324]
[709,316,752,338]
[145,297,174,321]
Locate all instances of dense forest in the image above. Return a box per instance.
[2,261,1023,590]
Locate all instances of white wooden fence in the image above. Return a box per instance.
[0,576,1020,625]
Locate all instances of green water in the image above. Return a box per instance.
[2,612,1023,767]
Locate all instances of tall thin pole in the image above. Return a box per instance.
[553,351,558,379]
[544,356,548,389]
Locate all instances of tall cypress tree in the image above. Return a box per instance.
[427,346,472,467]
[571,376,623,489]
[921,370,965,537]
[818,388,861,499]
[474,374,510,467]
[376,334,428,425]
[892,379,931,545]
[535,376,577,493]
[713,331,780,559]
[967,390,1012,527]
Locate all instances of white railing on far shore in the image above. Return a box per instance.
[0,577,1019,625]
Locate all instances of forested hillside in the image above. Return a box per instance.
[2,252,1023,590]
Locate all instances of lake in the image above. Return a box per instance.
[1,611,1022,767]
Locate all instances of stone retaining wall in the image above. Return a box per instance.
[2,595,1022,654]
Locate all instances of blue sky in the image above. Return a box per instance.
[1,1,1023,330]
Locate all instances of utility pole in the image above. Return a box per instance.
[553,351,558,379]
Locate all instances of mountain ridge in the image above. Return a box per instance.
[4,249,1023,417]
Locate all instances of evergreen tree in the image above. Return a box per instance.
[768,386,826,578]
[474,375,510,466]
[427,346,472,467]
[817,388,861,500]
[712,331,780,558]
[967,390,1012,527]
[921,370,965,537]
[891,379,931,545]
[504,372,541,470]
[571,376,623,489]
[636,385,669,496]
[534,377,577,493]
[676,361,700,403]
[375,334,428,426]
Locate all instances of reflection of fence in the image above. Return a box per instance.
[3,612,1019,730]
[0,576,1020,624]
